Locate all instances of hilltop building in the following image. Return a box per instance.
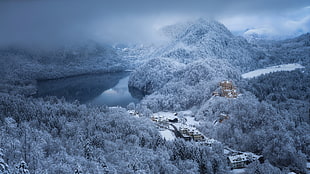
[212,80,238,98]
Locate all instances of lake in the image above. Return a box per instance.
[35,72,142,107]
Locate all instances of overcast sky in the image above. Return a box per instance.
[0,0,309,46]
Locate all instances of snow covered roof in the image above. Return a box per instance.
[228,154,249,163]
[228,152,262,163]
[152,112,177,120]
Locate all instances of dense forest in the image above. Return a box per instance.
[0,19,309,173]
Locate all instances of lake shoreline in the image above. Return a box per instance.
[35,71,141,107]
[36,69,132,82]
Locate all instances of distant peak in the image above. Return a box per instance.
[161,18,232,40]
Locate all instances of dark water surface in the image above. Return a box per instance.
[35,72,141,107]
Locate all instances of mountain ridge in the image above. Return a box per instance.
[121,19,267,72]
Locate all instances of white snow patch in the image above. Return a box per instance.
[159,130,176,141]
[153,112,177,120]
[178,110,193,117]
[231,168,245,174]
[242,63,305,79]
[224,149,231,155]
[184,116,199,127]
[173,122,182,129]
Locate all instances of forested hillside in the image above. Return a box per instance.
[250,33,310,66]
[121,19,267,72]
[0,94,233,173]
[127,19,309,173]
[0,41,125,96]
[0,18,309,174]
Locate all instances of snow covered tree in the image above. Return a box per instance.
[127,102,135,110]
[246,160,282,174]
[0,148,9,174]
[15,160,29,174]
[128,57,184,94]
[74,165,82,174]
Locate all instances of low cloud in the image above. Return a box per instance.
[0,0,309,47]
[220,6,310,39]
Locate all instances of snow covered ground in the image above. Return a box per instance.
[231,169,245,174]
[152,112,177,120]
[242,63,305,79]
[184,116,199,127]
[159,130,176,141]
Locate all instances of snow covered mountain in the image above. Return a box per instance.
[127,20,310,112]
[129,57,241,111]
[119,19,267,72]
[155,19,265,72]
[0,16,309,173]
[242,28,280,42]
[115,43,158,68]
[252,33,310,66]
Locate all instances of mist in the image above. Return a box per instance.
[0,0,309,47]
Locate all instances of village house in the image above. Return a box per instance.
[228,153,263,169]
[228,154,249,169]
[182,135,192,141]
[151,115,169,129]
[192,133,205,142]
[179,128,205,142]
[179,127,189,135]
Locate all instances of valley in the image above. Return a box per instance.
[0,18,309,174]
